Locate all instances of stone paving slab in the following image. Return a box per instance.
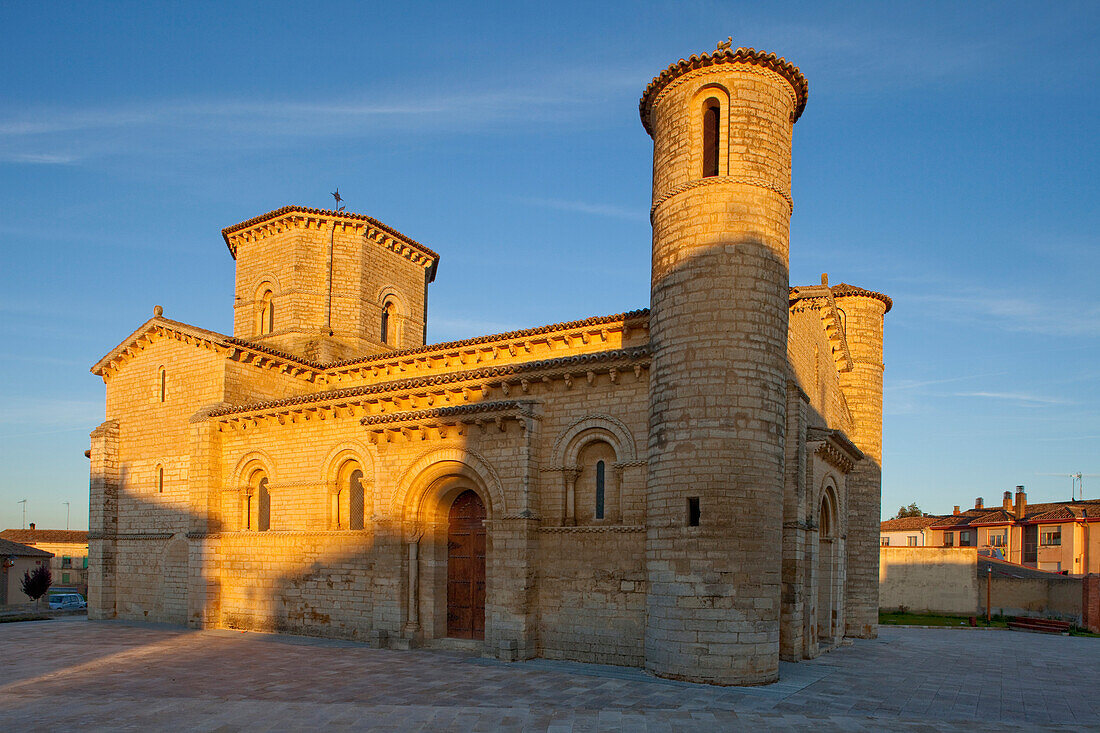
[0,619,1096,731]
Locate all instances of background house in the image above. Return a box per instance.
[0,526,89,597]
[0,537,53,606]
[879,516,940,547]
[880,487,1100,576]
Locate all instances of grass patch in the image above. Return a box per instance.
[879,611,1008,628]
[0,613,52,623]
[881,611,1100,636]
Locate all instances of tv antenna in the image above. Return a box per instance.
[18,498,26,529]
[1038,472,1100,501]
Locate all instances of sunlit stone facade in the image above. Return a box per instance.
[88,45,889,685]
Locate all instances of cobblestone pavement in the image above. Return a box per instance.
[0,619,1097,731]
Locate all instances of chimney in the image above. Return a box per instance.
[975,497,983,510]
[1014,486,1027,519]
[1003,491,1013,513]
[953,506,961,516]
[28,522,35,530]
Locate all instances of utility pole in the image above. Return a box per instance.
[18,499,26,529]
[986,566,992,624]
[63,502,70,531]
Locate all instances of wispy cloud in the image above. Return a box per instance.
[0,398,102,428]
[901,291,1100,339]
[516,196,647,222]
[1033,435,1100,442]
[0,67,645,166]
[953,391,1074,406]
[888,371,1007,392]
[0,152,80,165]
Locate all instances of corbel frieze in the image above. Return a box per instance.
[208,348,650,426]
[806,427,863,474]
[362,400,540,445]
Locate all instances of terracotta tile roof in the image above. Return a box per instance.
[640,46,809,134]
[927,498,1100,528]
[90,316,328,377]
[1024,500,1100,521]
[327,309,651,369]
[1,529,88,545]
[930,509,1010,529]
[220,205,440,281]
[209,346,650,418]
[360,400,530,427]
[880,516,943,532]
[830,283,892,313]
[0,537,53,558]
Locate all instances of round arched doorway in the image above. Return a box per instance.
[446,489,486,639]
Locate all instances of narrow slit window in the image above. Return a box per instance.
[349,469,364,530]
[157,466,164,493]
[381,302,393,345]
[258,477,270,532]
[257,290,274,335]
[158,367,166,402]
[595,460,605,520]
[702,99,720,178]
[687,496,701,526]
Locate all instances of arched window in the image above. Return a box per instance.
[380,301,394,345]
[257,476,270,531]
[257,290,274,336]
[335,462,365,530]
[158,367,166,402]
[595,460,605,520]
[245,469,271,531]
[702,98,720,178]
[157,466,164,494]
[348,469,364,530]
[575,440,616,524]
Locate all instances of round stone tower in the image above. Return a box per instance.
[831,284,891,639]
[640,46,808,685]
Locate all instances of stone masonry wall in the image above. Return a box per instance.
[537,529,646,665]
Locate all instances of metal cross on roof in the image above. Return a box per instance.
[331,188,345,212]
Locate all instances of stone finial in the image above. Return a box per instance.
[821,273,829,286]
[717,36,732,52]
[153,305,164,317]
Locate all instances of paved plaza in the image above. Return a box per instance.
[0,619,1097,731]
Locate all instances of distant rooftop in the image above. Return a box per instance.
[0,536,53,558]
[0,529,88,545]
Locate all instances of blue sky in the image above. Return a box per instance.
[1,1,1097,531]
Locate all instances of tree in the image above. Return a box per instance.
[21,565,51,608]
[895,502,924,519]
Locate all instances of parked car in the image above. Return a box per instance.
[48,593,87,610]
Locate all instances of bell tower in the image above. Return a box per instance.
[222,206,439,363]
[640,45,808,685]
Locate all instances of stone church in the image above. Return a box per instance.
[88,45,889,685]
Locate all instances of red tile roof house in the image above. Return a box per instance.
[0,537,53,606]
[879,515,942,548]
[0,526,89,597]
[926,488,1100,575]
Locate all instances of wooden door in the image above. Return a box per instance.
[447,489,486,639]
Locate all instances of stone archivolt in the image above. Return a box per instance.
[87,43,887,687]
